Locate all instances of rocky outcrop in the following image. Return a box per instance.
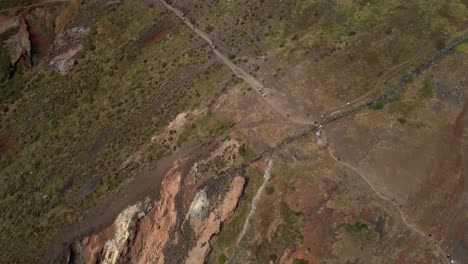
[188,190,209,219]
[49,44,82,74]
[71,224,115,264]
[0,17,20,35]
[2,18,30,65]
[70,137,246,264]
[100,200,150,264]
[70,161,182,264]
[187,138,240,185]
[49,26,88,74]
[69,198,152,264]
[185,176,245,264]
[125,167,182,264]
[0,2,73,80]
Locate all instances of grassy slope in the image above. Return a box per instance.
[0,0,233,262]
[173,0,466,102]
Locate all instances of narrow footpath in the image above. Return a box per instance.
[158,0,314,126]
[327,145,449,260]
[229,160,273,263]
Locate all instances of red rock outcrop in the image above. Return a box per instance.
[186,176,245,264]
[71,161,183,264]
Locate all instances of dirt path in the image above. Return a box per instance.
[322,34,468,126]
[157,0,313,126]
[326,145,449,259]
[229,160,273,263]
[323,44,434,118]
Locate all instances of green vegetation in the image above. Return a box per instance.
[238,144,255,162]
[0,27,20,42]
[265,185,274,195]
[397,117,407,124]
[293,210,303,217]
[209,160,311,262]
[0,48,11,80]
[176,0,465,102]
[335,219,379,259]
[207,166,263,263]
[436,41,446,51]
[370,102,384,110]
[294,259,309,264]
[1,0,465,261]
[420,82,434,98]
[196,152,235,177]
[343,221,369,233]
[388,101,418,117]
[454,42,468,53]
[0,1,232,262]
[177,112,233,146]
[217,254,227,264]
[273,201,303,245]
[0,26,20,80]
[146,143,167,163]
[0,158,13,171]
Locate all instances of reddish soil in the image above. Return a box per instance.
[75,225,115,264]
[286,179,338,264]
[122,167,182,263]
[297,207,334,264]
[143,30,167,46]
[409,100,467,249]
[395,245,412,264]
[0,135,19,161]
[26,18,51,59]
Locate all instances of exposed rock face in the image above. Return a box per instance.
[185,176,245,264]
[71,224,115,264]
[0,2,69,80]
[0,17,20,35]
[100,200,149,264]
[188,190,209,219]
[54,26,89,50]
[70,161,182,264]
[167,112,189,132]
[3,18,30,65]
[125,168,182,264]
[49,44,82,74]
[187,139,241,185]
[68,198,151,264]
[219,177,245,221]
[49,26,88,74]
[71,137,245,263]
